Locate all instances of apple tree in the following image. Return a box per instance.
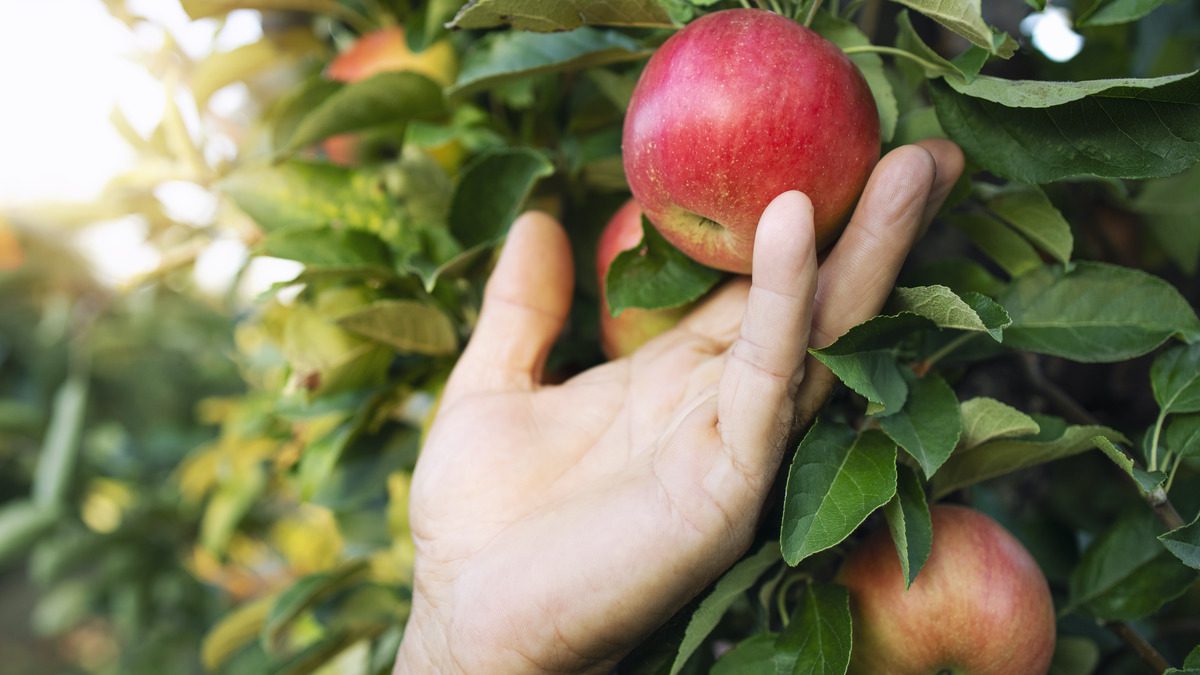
[2,0,1199,673]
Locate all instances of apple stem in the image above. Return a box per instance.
[841,45,945,74]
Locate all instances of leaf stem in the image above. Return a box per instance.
[1106,621,1173,673]
[840,45,945,74]
[1149,410,1166,472]
[803,0,824,26]
[913,333,979,376]
[1165,453,1184,493]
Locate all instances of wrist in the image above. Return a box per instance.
[393,613,457,674]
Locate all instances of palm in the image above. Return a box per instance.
[413,321,773,671]
[397,141,962,674]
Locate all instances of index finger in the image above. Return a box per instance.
[794,140,964,423]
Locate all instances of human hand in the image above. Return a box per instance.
[394,140,964,673]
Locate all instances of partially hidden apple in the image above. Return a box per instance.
[597,200,688,359]
[623,9,879,273]
[838,504,1056,675]
[323,26,458,166]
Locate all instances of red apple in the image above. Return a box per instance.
[597,200,688,359]
[623,9,879,273]
[838,505,1056,675]
[323,26,458,166]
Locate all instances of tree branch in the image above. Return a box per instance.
[1018,353,1186,531]
[1107,621,1173,673]
[1017,353,1098,426]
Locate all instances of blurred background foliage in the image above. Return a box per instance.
[0,0,1198,673]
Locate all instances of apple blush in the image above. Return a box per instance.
[838,505,1057,675]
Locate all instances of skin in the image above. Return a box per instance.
[596,200,689,358]
[393,140,964,673]
[838,505,1057,675]
[623,9,880,273]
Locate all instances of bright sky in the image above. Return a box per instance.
[0,0,305,293]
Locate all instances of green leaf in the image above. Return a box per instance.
[932,423,1126,498]
[220,161,395,234]
[296,414,363,499]
[951,212,1043,278]
[201,463,266,553]
[711,634,777,675]
[192,30,318,108]
[32,578,92,636]
[931,72,1200,183]
[1132,165,1200,274]
[271,627,381,675]
[888,0,1017,56]
[892,285,1010,340]
[335,300,458,356]
[810,314,933,414]
[606,218,723,314]
[894,11,962,79]
[181,0,355,21]
[774,584,853,675]
[449,0,677,30]
[1093,436,1166,496]
[1166,414,1200,459]
[958,397,1041,450]
[813,351,909,416]
[1188,645,1200,668]
[1076,0,1176,26]
[982,184,1073,264]
[669,543,781,675]
[259,227,393,271]
[878,373,962,478]
[449,148,555,249]
[905,259,1005,299]
[32,375,88,506]
[1152,343,1200,415]
[261,560,369,652]
[1159,509,1200,570]
[1066,510,1198,621]
[1048,635,1100,675]
[1001,262,1200,362]
[813,13,898,142]
[946,71,1196,107]
[202,597,273,671]
[280,72,446,156]
[0,500,60,565]
[452,28,650,97]
[781,422,898,566]
[883,464,933,588]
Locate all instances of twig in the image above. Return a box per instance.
[1106,621,1173,673]
[1147,486,1187,530]
[1019,353,1187,531]
[1017,353,1098,426]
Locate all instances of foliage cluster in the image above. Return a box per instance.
[2,0,1200,672]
